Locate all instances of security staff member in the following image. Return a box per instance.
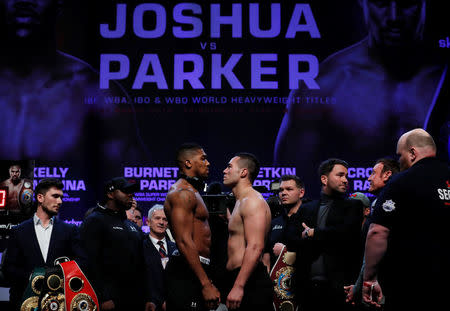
[363,128,450,311]
[344,158,400,306]
[263,174,306,269]
[80,177,144,311]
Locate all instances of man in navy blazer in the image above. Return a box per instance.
[286,158,363,311]
[3,178,85,310]
[143,204,177,311]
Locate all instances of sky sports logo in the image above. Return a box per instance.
[438,37,450,48]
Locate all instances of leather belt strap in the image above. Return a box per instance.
[59,260,99,311]
[270,245,298,311]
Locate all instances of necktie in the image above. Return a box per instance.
[157,240,167,258]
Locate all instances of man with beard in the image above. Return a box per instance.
[0,164,33,212]
[163,143,221,311]
[3,178,85,311]
[286,158,363,311]
[222,152,273,311]
[80,177,144,311]
[363,128,450,310]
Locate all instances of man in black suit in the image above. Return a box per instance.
[286,158,363,311]
[143,204,177,311]
[3,178,85,310]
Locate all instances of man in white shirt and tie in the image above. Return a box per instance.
[3,178,85,311]
[144,204,177,311]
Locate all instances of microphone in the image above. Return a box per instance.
[206,181,222,195]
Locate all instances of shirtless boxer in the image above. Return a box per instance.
[223,152,273,310]
[164,143,220,311]
[0,164,33,212]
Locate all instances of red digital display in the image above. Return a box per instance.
[0,189,6,208]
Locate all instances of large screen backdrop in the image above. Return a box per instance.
[0,0,448,227]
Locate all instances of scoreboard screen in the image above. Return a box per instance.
[0,189,6,209]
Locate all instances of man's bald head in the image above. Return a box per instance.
[398,128,436,153]
[396,128,436,170]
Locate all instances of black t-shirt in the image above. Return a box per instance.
[370,157,450,297]
[265,208,290,266]
[80,206,144,304]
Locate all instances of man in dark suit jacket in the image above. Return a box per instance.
[286,158,363,311]
[143,204,177,311]
[3,178,85,311]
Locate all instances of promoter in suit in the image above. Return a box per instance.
[286,158,363,311]
[143,204,177,311]
[3,178,85,311]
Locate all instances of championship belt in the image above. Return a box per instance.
[19,179,34,212]
[59,260,99,311]
[270,246,298,311]
[20,267,46,311]
[39,266,65,311]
